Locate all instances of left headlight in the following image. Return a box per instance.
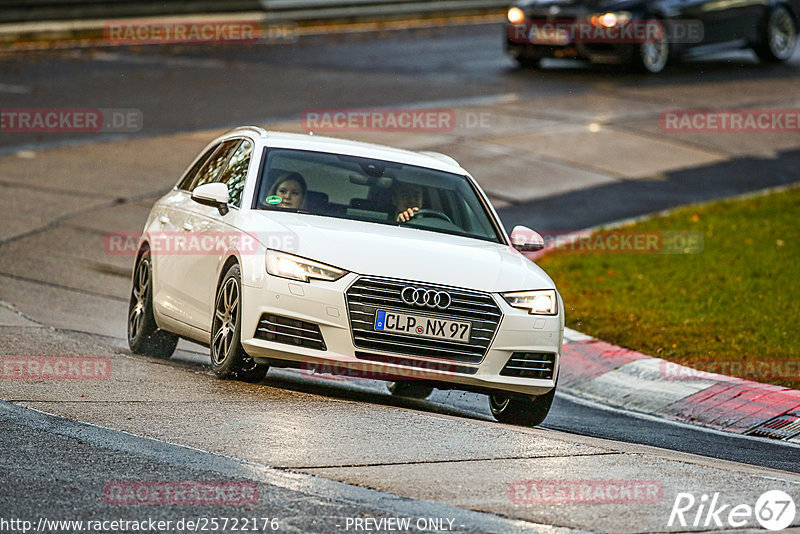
[266,250,348,283]
[508,7,525,24]
[502,289,558,315]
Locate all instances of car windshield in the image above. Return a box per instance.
[254,148,503,243]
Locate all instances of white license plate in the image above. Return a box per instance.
[374,310,471,343]
[528,26,571,45]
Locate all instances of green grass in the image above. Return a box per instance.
[538,186,800,388]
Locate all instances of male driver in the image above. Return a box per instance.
[393,183,423,222]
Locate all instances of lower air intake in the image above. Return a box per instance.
[500,352,556,379]
[254,314,326,351]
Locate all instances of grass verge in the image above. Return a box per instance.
[538,186,800,389]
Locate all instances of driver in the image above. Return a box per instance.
[267,172,307,210]
[392,183,423,222]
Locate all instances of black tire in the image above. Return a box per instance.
[127,249,179,359]
[489,386,556,426]
[628,20,670,74]
[754,6,797,63]
[516,55,542,69]
[386,381,434,399]
[210,264,268,383]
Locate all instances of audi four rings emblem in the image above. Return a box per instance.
[401,286,452,309]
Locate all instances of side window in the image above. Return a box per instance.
[191,140,241,191]
[217,139,253,207]
[177,143,219,191]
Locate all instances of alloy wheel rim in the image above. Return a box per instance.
[490,396,511,412]
[128,258,149,340]
[212,277,239,365]
[642,36,669,72]
[769,10,796,59]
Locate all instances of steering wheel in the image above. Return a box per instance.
[411,209,453,224]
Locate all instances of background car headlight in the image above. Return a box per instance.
[589,12,631,27]
[502,290,558,315]
[266,250,347,283]
[508,7,525,24]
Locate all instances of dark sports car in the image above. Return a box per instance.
[505,0,799,72]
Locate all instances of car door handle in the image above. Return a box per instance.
[159,215,169,225]
[183,222,193,232]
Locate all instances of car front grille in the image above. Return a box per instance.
[345,276,502,364]
[254,313,326,351]
[500,352,556,379]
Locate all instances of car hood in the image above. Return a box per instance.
[244,212,556,293]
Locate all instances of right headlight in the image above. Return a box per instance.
[266,250,347,283]
[502,289,558,315]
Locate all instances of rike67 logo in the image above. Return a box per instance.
[668,490,796,530]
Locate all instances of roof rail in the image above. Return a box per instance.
[229,125,268,138]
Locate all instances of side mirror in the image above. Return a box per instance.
[510,225,544,252]
[191,182,229,216]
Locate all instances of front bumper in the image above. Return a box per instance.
[240,273,562,397]
[505,23,634,64]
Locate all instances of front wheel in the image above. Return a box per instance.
[754,7,797,63]
[489,387,556,426]
[210,264,268,383]
[629,22,670,74]
[127,249,178,359]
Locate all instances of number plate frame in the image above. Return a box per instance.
[374,309,471,343]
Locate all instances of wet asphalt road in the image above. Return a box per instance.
[1,399,536,534]
[2,18,800,468]
[2,21,799,151]
[2,20,800,532]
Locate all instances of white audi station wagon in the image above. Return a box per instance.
[128,126,564,425]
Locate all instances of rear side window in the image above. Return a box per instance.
[190,140,241,192]
[217,139,253,207]
[177,143,219,191]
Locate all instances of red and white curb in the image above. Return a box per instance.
[558,328,800,441]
